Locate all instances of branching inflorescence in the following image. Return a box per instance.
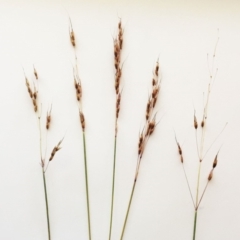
[24,67,63,240]
[174,38,225,240]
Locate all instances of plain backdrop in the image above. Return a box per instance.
[0,0,240,239]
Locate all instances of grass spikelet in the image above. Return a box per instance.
[46,105,52,130]
[25,73,38,112]
[79,110,85,131]
[33,65,38,80]
[69,17,76,48]
[49,138,63,162]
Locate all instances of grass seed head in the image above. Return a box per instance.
[32,98,38,112]
[178,144,182,155]
[152,78,156,86]
[213,154,218,168]
[74,76,82,101]
[49,139,63,161]
[155,61,159,77]
[69,17,76,47]
[70,31,75,47]
[147,119,156,136]
[79,111,85,131]
[33,66,38,80]
[194,113,198,129]
[146,97,152,120]
[25,78,33,98]
[46,107,52,130]
[208,169,213,181]
[116,92,121,118]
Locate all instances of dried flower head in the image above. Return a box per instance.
[213,154,218,168]
[116,92,121,119]
[69,18,76,47]
[194,112,198,129]
[25,78,33,98]
[114,19,124,95]
[46,105,52,130]
[33,65,38,80]
[73,67,82,102]
[79,110,85,131]
[208,169,213,181]
[49,138,63,161]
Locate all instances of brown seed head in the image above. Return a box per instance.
[152,87,159,99]
[33,66,38,80]
[33,91,38,100]
[70,30,75,47]
[178,143,182,155]
[46,108,52,130]
[46,116,51,129]
[118,19,123,49]
[194,114,198,129]
[155,61,159,77]
[147,120,156,136]
[25,78,33,98]
[146,98,152,121]
[152,78,156,86]
[116,92,121,119]
[32,98,38,112]
[79,111,85,131]
[152,86,160,108]
[213,154,218,168]
[208,169,213,181]
[115,68,122,94]
[138,132,144,156]
[49,139,63,161]
[74,77,82,101]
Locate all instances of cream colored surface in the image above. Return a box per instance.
[0,0,239,239]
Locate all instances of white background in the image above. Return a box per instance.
[0,0,240,239]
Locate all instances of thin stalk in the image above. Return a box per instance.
[120,178,137,240]
[37,116,43,160]
[108,135,117,240]
[192,210,198,240]
[182,165,195,209]
[42,168,51,240]
[82,131,92,240]
[197,181,209,210]
[195,162,202,205]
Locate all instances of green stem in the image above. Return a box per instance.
[120,179,137,240]
[42,169,51,240]
[83,131,92,240]
[192,210,198,240]
[108,136,117,240]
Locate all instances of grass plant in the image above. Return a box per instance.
[174,38,226,240]
[24,67,63,240]
[108,19,124,240]
[120,60,161,240]
[69,18,92,240]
